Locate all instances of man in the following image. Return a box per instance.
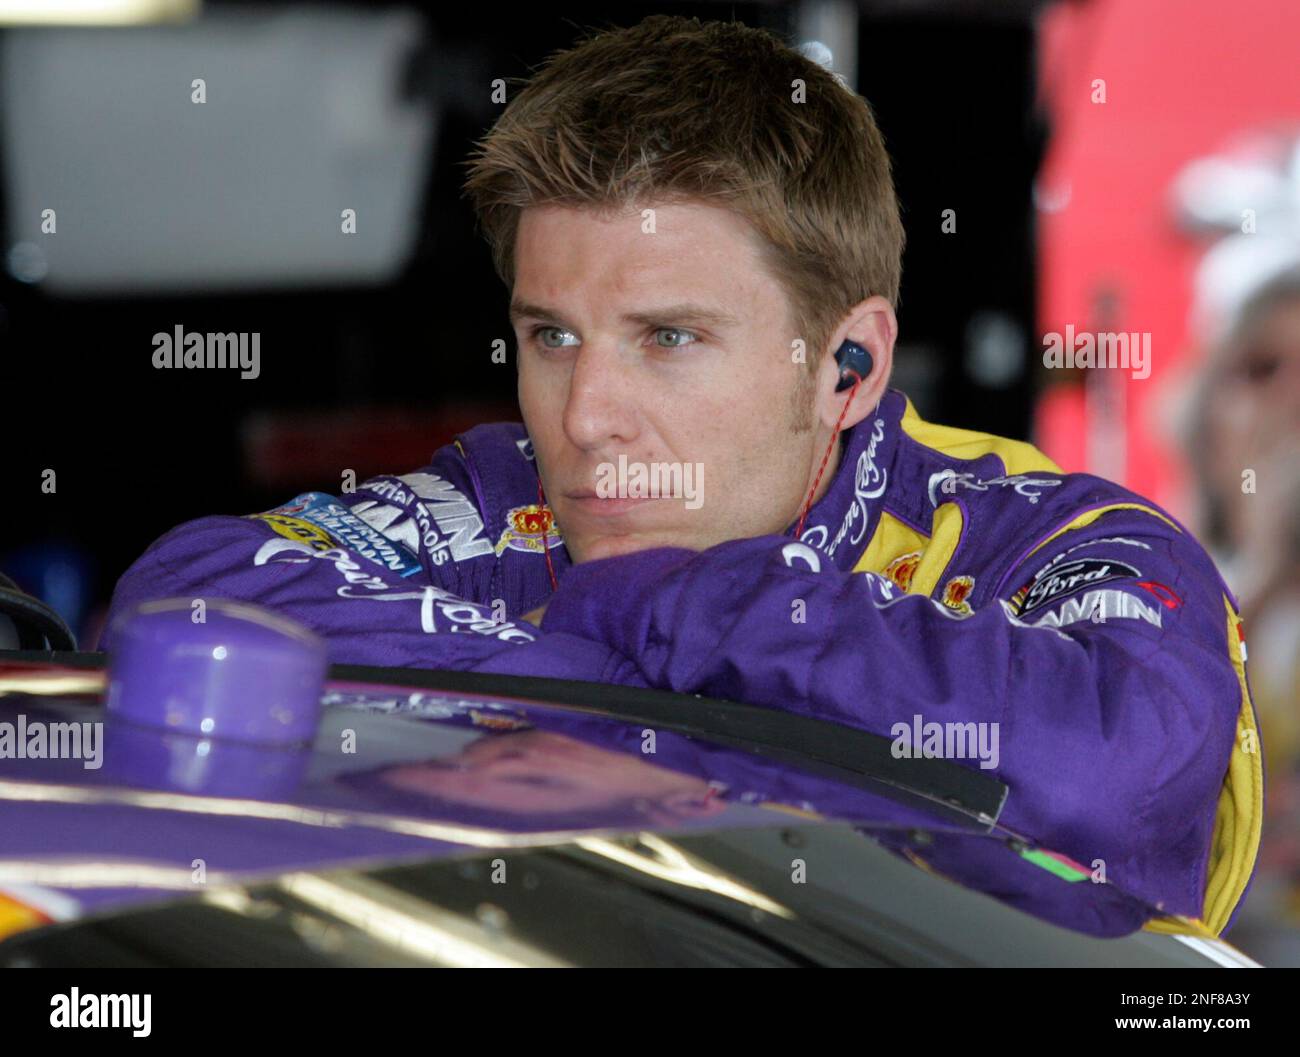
[103,16,1261,937]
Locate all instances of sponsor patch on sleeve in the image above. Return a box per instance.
[248,512,341,553]
[261,492,423,577]
[1026,587,1165,630]
[350,473,495,567]
[1012,557,1143,616]
[1006,530,1192,633]
[1009,534,1154,615]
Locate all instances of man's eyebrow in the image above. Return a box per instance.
[622,304,741,328]
[509,299,562,325]
[509,300,740,328]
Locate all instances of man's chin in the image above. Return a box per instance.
[570,532,688,564]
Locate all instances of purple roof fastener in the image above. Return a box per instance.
[104,597,327,747]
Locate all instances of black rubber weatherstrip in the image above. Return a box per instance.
[0,650,1008,828]
[0,586,77,651]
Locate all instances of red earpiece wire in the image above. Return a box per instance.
[793,371,864,541]
[537,476,559,592]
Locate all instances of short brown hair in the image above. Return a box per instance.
[462,15,905,368]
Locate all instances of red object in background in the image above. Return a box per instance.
[1033,0,1300,520]
[241,403,521,489]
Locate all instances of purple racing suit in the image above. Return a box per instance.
[102,388,1263,936]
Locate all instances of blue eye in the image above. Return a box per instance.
[534,326,579,349]
[654,328,698,349]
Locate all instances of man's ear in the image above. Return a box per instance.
[815,296,897,433]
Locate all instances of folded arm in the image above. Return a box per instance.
[540,515,1256,925]
[102,512,643,685]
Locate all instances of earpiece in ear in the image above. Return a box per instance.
[834,340,873,393]
[793,339,876,541]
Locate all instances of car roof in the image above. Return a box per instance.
[0,654,1166,943]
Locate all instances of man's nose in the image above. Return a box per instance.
[562,341,636,451]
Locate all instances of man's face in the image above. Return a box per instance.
[380,730,719,816]
[511,200,824,563]
[1204,296,1300,551]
